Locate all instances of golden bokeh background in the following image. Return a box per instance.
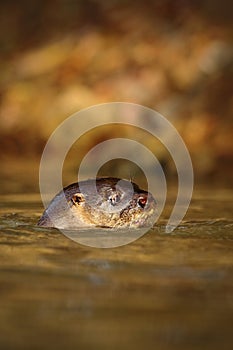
[0,0,232,191]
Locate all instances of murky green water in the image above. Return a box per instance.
[0,188,233,350]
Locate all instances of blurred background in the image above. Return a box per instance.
[0,0,232,193]
[0,3,233,350]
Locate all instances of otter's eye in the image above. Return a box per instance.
[71,193,85,205]
[137,196,147,209]
[109,192,121,206]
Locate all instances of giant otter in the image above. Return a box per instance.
[38,177,157,229]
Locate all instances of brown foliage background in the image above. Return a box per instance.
[0,0,232,186]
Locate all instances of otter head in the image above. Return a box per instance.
[69,178,157,228]
[38,178,157,229]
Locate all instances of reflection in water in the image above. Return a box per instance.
[0,191,233,350]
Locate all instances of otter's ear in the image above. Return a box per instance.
[71,193,85,205]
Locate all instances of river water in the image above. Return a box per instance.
[0,181,232,350]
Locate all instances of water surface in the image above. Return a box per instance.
[0,189,233,350]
